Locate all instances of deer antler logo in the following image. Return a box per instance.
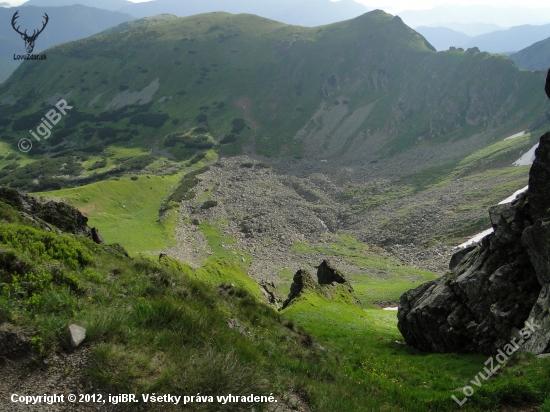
[11,10,49,54]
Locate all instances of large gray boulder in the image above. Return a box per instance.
[398,132,550,355]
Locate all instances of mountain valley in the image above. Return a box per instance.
[0,7,550,411]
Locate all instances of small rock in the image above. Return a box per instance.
[537,353,550,359]
[68,324,86,348]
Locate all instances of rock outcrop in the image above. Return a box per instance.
[281,260,359,310]
[398,132,550,355]
[0,186,104,244]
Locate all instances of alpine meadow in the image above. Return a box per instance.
[1,6,550,412]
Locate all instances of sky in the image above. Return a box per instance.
[2,0,550,15]
[356,0,550,13]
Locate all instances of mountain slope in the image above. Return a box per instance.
[510,37,550,71]
[0,58,17,84]
[0,11,544,171]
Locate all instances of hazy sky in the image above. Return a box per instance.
[2,0,550,14]
[356,0,550,13]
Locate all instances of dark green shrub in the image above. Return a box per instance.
[231,118,246,134]
[220,134,237,144]
[201,200,218,210]
[3,162,20,171]
[195,114,208,123]
[88,160,107,171]
[130,114,169,128]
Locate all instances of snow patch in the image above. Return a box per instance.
[498,186,528,205]
[456,185,529,250]
[504,130,526,141]
[513,143,539,166]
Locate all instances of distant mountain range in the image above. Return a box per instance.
[509,37,550,71]
[415,26,470,51]
[416,23,550,54]
[0,5,133,83]
[398,4,550,28]
[16,0,370,27]
[20,0,132,12]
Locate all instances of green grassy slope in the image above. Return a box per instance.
[2,197,550,411]
[36,173,181,254]
[0,11,546,193]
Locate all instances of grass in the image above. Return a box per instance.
[36,173,181,254]
[1,198,550,411]
[290,235,438,308]
[283,288,550,411]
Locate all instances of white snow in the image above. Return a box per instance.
[498,186,528,205]
[455,185,529,250]
[513,143,539,166]
[383,307,398,311]
[504,130,527,141]
[456,228,494,249]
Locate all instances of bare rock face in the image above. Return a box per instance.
[0,186,104,244]
[398,132,550,355]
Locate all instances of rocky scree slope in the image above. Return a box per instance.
[398,130,550,356]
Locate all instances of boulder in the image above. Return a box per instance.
[281,269,317,309]
[281,262,360,310]
[316,260,348,286]
[398,132,550,355]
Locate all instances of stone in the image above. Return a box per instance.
[449,245,476,271]
[68,324,86,348]
[227,319,246,335]
[398,132,550,356]
[528,133,550,221]
[316,260,348,285]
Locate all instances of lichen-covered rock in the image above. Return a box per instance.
[398,132,550,355]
